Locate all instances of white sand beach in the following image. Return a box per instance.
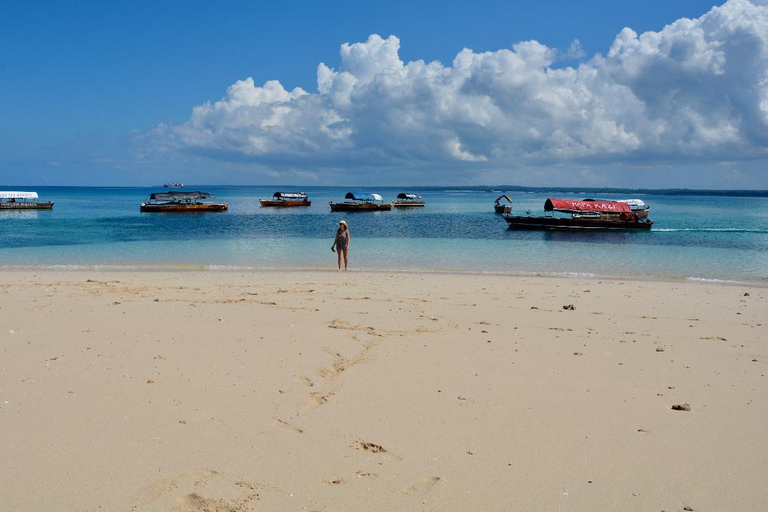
[1,271,766,511]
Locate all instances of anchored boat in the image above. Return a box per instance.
[393,193,425,208]
[330,192,392,212]
[140,191,228,212]
[0,191,54,210]
[504,198,653,230]
[259,192,311,207]
[494,194,513,214]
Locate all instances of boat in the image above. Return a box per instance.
[140,191,228,212]
[164,182,184,188]
[259,192,311,207]
[494,194,512,214]
[583,198,650,218]
[618,199,650,218]
[329,192,392,212]
[393,193,425,208]
[0,191,54,210]
[503,198,653,230]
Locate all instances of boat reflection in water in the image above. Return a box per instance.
[0,209,40,220]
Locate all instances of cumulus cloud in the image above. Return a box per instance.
[151,0,768,176]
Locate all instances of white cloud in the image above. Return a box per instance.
[150,0,768,180]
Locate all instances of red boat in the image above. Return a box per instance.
[504,198,653,230]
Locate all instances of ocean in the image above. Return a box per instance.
[1,186,767,283]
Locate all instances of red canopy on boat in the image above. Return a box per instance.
[544,198,632,213]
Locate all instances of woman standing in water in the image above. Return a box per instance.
[331,220,350,271]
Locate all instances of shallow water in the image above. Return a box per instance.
[1,186,766,282]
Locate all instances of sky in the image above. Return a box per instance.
[1,0,767,189]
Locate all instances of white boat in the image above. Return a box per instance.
[393,193,425,208]
[0,191,54,210]
[617,199,650,218]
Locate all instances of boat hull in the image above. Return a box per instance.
[504,215,652,230]
[329,202,392,212]
[633,209,649,219]
[393,201,425,208]
[140,203,228,213]
[259,199,311,207]
[494,204,512,214]
[0,202,54,210]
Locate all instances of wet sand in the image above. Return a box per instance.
[1,271,766,511]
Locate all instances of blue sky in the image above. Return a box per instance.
[2,0,767,188]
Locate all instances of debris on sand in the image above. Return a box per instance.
[672,403,691,411]
[355,441,386,453]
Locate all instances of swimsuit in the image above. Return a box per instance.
[335,231,348,250]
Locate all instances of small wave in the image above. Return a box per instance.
[686,277,749,285]
[654,228,768,233]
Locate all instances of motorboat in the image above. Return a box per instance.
[259,192,311,207]
[0,191,54,210]
[330,192,392,212]
[393,193,425,208]
[140,191,227,212]
[504,198,653,230]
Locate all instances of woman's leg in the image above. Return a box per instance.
[342,247,348,271]
[337,248,342,270]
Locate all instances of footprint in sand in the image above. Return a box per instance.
[329,319,356,330]
[297,376,314,387]
[324,470,377,486]
[398,476,442,494]
[136,469,220,506]
[174,491,259,512]
[310,391,335,405]
[273,417,304,434]
[329,319,383,336]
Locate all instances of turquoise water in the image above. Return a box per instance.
[1,186,767,282]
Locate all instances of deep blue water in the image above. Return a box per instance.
[1,186,766,282]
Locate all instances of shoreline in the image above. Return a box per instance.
[2,264,767,288]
